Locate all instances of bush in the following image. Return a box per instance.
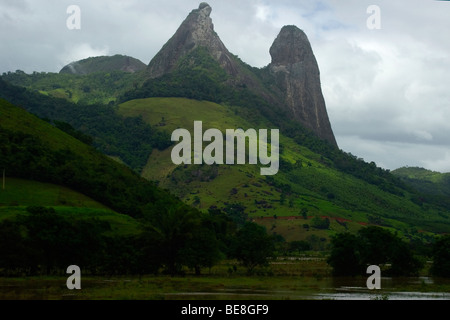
[288,240,311,253]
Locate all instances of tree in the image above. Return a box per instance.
[207,207,238,257]
[232,222,275,274]
[180,218,223,275]
[193,195,201,207]
[0,220,36,275]
[301,207,308,220]
[430,235,450,277]
[357,226,396,266]
[327,233,363,276]
[390,240,423,276]
[223,203,247,228]
[288,240,311,254]
[280,193,286,205]
[311,216,330,230]
[143,204,202,275]
[20,206,74,274]
[19,206,109,275]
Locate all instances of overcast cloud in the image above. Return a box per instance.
[1,0,449,172]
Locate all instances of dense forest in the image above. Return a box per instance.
[0,124,164,217]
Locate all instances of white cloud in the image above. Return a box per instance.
[412,130,433,142]
[315,4,450,172]
[255,4,271,22]
[337,135,450,172]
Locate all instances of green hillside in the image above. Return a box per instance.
[1,68,143,105]
[0,78,171,171]
[0,97,180,218]
[393,167,450,197]
[0,178,108,209]
[117,97,450,241]
[2,71,450,244]
[0,98,232,276]
[0,98,163,237]
[0,99,168,250]
[1,55,147,105]
[0,178,140,236]
[0,97,91,152]
[1,44,449,254]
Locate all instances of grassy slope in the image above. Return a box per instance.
[118,97,450,240]
[1,97,92,152]
[0,99,142,236]
[0,179,141,237]
[0,178,108,209]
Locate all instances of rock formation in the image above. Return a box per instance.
[147,2,240,78]
[268,26,336,146]
[60,55,146,75]
[146,3,337,147]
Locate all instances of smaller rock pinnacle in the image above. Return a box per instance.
[197,2,212,16]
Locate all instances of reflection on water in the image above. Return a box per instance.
[164,276,450,300]
[314,276,450,300]
[316,291,450,300]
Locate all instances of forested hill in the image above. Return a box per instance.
[2,72,450,239]
[0,97,179,218]
[1,68,141,105]
[393,167,450,198]
[0,78,170,172]
[0,98,251,276]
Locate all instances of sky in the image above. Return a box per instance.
[1,0,450,172]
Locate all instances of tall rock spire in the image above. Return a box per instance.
[147,2,238,78]
[269,26,337,146]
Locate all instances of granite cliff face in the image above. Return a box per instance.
[268,26,337,146]
[146,3,337,147]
